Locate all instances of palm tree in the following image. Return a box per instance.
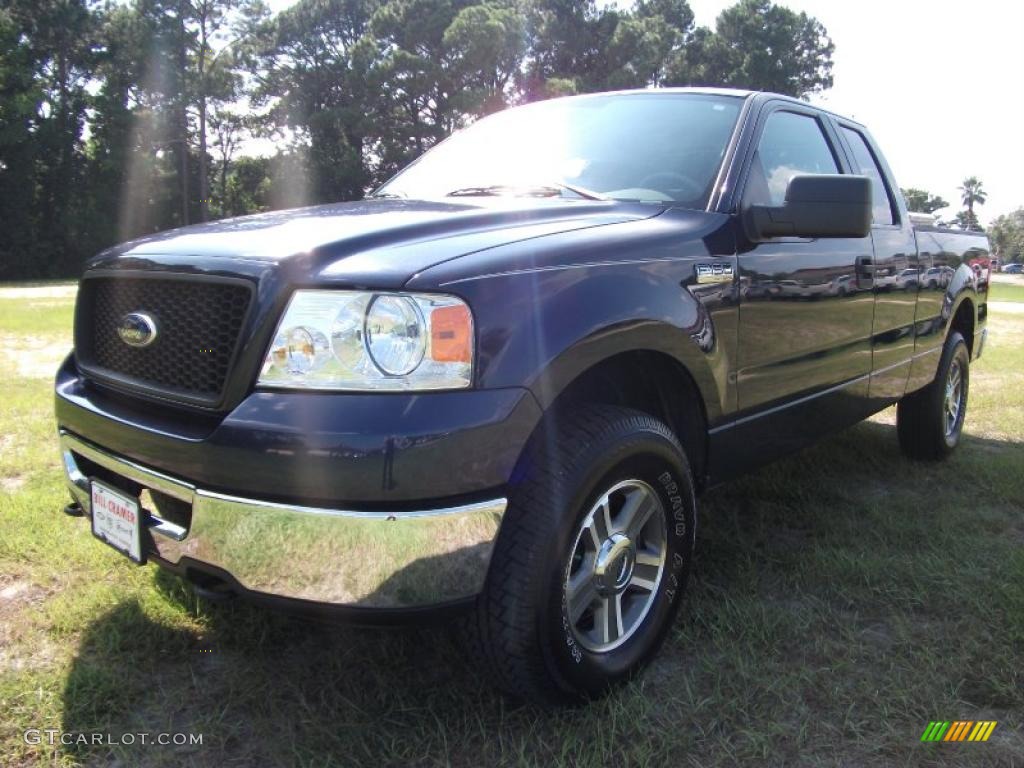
[959,176,987,215]
[957,177,987,231]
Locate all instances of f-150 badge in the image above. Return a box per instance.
[695,262,734,284]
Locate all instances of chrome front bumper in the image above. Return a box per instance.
[60,431,507,609]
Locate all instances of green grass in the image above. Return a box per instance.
[989,278,1024,304]
[0,298,75,336]
[0,279,78,289]
[1,288,1022,767]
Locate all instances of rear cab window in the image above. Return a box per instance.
[839,126,898,226]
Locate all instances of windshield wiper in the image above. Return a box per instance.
[445,182,606,201]
[551,182,607,200]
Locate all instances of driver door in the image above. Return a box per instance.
[734,105,876,446]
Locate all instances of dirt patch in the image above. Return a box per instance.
[2,475,27,493]
[0,577,48,610]
[0,581,34,602]
[0,578,60,672]
[0,333,69,378]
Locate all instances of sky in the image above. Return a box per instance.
[264,0,1023,222]
[687,0,1024,222]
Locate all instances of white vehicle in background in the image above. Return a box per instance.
[922,266,954,288]
[829,274,856,296]
[894,268,920,291]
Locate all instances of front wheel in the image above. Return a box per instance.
[897,331,970,460]
[465,405,696,705]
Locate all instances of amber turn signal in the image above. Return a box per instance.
[430,304,472,363]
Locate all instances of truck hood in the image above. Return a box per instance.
[89,198,665,288]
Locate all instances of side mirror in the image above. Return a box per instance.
[745,174,872,241]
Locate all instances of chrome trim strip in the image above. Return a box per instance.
[708,371,871,435]
[59,430,508,608]
[63,433,196,502]
[192,488,506,521]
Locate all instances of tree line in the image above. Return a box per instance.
[902,177,986,231]
[1,0,839,278]
[902,178,1024,263]
[988,209,1024,264]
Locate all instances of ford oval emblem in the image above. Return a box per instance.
[117,312,158,348]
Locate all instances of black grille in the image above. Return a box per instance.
[76,276,252,406]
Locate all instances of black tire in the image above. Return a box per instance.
[897,331,970,460]
[464,405,697,705]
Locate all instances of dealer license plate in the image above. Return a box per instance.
[90,480,144,563]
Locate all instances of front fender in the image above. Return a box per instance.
[407,211,739,426]
[520,312,727,421]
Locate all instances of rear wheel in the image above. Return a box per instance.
[897,331,970,460]
[465,405,696,705]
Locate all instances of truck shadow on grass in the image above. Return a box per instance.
[58,419,1024,766]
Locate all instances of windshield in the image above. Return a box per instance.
[376,92,742,208]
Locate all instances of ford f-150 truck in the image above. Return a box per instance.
[56,88,989,705]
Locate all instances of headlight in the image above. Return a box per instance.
[258,290,473,390]
[365,295,425,376]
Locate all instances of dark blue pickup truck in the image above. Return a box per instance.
[56,88,989,704]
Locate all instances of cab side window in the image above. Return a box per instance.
[840,126,896,226]
[743,111,839,207]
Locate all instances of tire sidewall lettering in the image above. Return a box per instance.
[658,470,689,540]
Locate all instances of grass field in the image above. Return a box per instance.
[990,279,1024,304]
[1,283,1022,767]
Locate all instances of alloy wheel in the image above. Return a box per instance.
[564,479,668,652]
[944,358,964,438]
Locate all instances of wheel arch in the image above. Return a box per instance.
[948,295,976,357]
[522,338,715,489]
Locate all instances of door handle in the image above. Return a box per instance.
[856,255,875,289]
